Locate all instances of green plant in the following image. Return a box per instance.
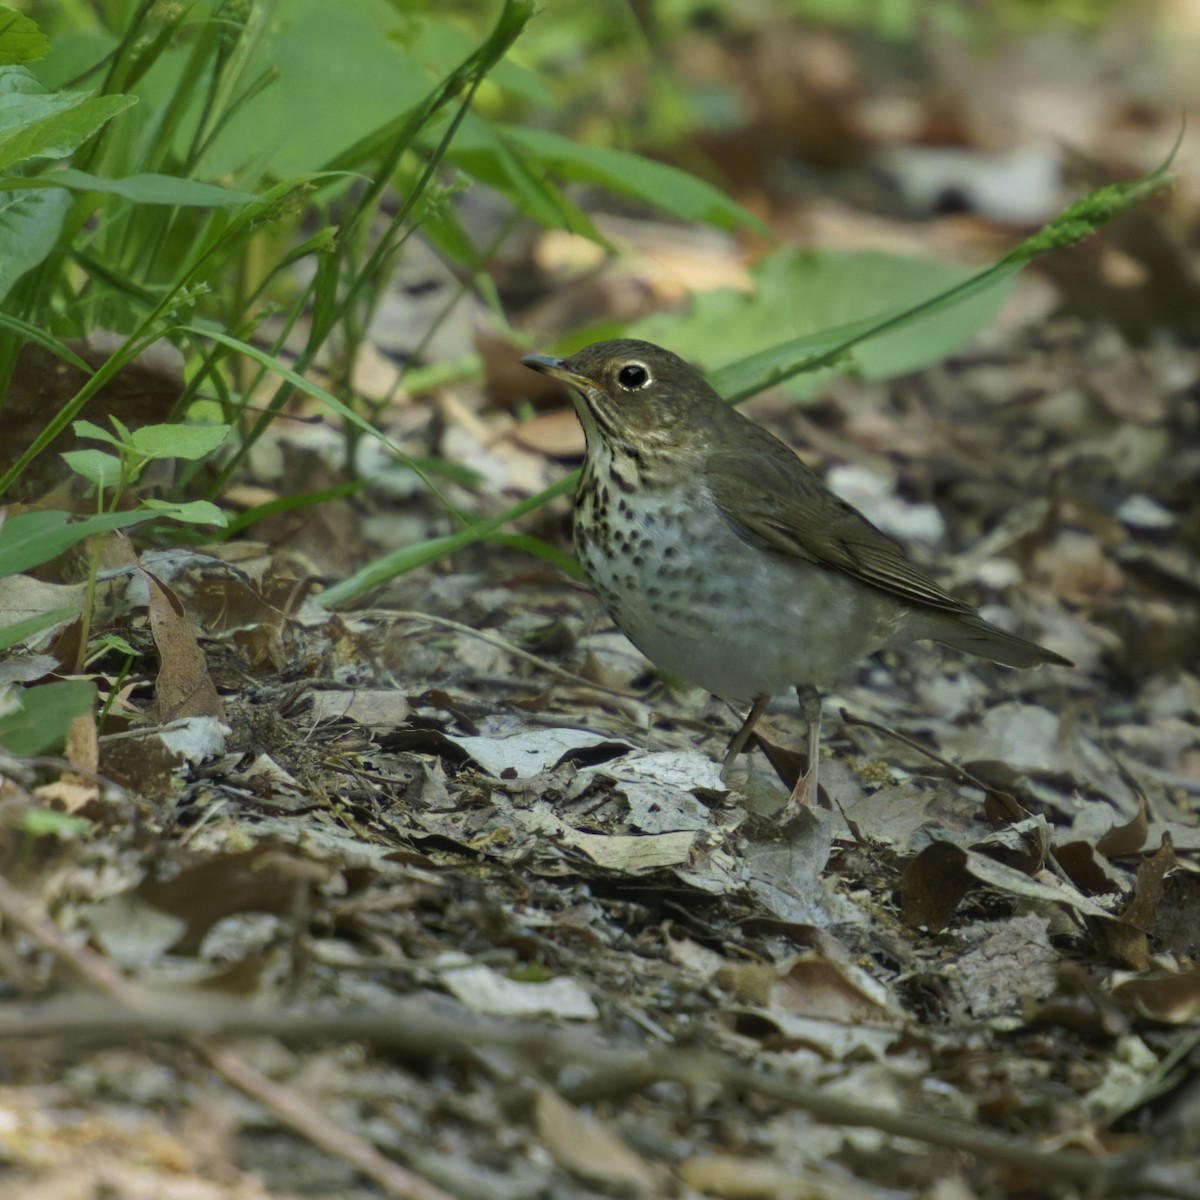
[63,417,229,522]
[0,2,1177,651]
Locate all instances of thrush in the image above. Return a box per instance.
[522,339,1070,809]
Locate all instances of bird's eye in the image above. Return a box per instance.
[617,363,650,390]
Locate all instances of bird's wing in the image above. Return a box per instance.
[705,427,976,617]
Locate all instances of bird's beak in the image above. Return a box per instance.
[521,353,593,393]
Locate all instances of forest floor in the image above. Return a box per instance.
[3,14,1200,1200]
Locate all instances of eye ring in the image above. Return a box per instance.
[617,363,651,390]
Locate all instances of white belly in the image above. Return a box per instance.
[576,483,911,699]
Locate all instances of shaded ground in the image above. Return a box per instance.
[3,11,1200,1200]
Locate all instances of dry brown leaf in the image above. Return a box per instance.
[508,408,586,457]
[1123,835,1177,931]
[1115,967,1200,1025]
[308,688,411,728]
[1092,835,1181,968]
[1054,841,1124,896]
[137,845,329,954]
[1097,794,1150,858]
[33,707,102,812]
[767,952,899,1023]
[143,568,226,723]
[1027,963,1130,1038]
[533,1087,658,1193]
[679,1153,880,1199]
[900,842,974,930]
[1092,917,1150,970]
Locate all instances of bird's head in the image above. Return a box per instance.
[522,339,718,453]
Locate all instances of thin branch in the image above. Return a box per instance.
[0,992,1195,1200]
[839,706,1022,808]
[0,876,453,1200]
[377,608,642,703]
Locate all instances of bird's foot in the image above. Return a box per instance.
[782,763,817,813]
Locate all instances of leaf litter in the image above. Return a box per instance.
[4,33,1200,1200]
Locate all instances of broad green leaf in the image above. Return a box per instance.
[500,124,769,236]
[0,186,69,303]
[129,422,230,460]
[708,154,1179,403]
[199,0,432,178]
[15,167,260,208]
[0,605,77,652]
[0,66,135,173]
[139,499,227,526]
[62,448,123,489]
[0,509,155,576]
[631,248,1011,396]
[0,7,48,66]
[0,679,95,756]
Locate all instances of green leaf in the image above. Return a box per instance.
[62,447,124,489]
[12,167,260,208]
[632,248,1012,397]
[316,474,577,609]
[138,498,227,526]
[129,422,230,461]
[178,324,395,446]
[73,418,125,448]
[0,66,135,173]
[0,605,78,653]
[198,2,431,178]
[87,633,138,659]
[0,679,96,757]
[499,124,769,236]
[0,7,49,66]
[0,509,155,577]
[0,311,92,370]
[215,479,369,539]
[442,113,599,236]
[0,186,69,304]
[406,15,554,107]
[19,809,93,839]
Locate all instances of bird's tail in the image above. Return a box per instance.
[920,612,1072,669]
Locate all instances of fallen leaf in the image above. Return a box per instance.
[144,569,225,723]
[439,963,598,1020]
[533,1087,657,1193]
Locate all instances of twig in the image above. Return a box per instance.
[204,1044,453,1200]
[374,608,641,703]
[0,874,147,1009]
[0,876,454,1200]
[839,707,1022,807]
[0,993,1196,1200]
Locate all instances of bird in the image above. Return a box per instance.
[522,339,1070,811]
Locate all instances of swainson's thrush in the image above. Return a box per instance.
[522,339,1070,809]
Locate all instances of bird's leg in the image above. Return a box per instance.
[784,684,823,809]
[721,695,769,781]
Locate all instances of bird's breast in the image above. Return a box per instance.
[573,472,910,697]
